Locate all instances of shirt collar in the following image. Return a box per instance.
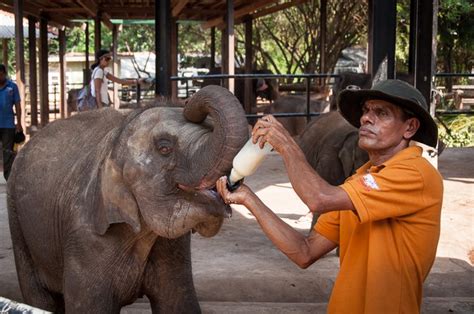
[355,146,422,174]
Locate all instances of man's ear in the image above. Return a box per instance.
[403,117,420,141]
[94,158,141,235]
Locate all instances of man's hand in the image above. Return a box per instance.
[251,115,296,155]
[216,176,255,207]
[15,123,23,133]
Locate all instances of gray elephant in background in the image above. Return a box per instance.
[264,95,329,136]
[7,85,249,313]
[297,111,369,228]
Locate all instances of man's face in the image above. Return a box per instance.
[0,71,6,85]
[358,99,417,153]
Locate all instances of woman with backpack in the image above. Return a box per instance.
[90,49,144,109]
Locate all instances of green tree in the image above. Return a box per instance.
[234,0,367,80]
[437,0,474,87]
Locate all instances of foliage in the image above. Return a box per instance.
[437,114,474,147]
[234,0,367,79]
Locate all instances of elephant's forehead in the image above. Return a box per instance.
[135,107,212,137]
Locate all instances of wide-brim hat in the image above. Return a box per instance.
[338,79,438,147]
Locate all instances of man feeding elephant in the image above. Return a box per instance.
[217,79,443,313]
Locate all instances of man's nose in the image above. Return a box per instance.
[360,110,373,125]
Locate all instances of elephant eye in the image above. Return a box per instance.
[156,139,174,156]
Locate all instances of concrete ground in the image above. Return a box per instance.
[0,148,473,313]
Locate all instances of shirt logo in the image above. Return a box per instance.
[360,174,380,191]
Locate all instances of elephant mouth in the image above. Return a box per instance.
[176,183,232,237]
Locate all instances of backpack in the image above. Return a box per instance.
[76,85,96,112]
[76,67,106,112]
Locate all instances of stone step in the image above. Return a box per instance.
[121,297,474,314]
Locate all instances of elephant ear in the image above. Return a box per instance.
[338,131,359,178]
[94,158,141,235]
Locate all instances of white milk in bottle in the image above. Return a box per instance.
[227,138,273,190]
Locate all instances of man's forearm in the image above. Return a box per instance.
[280,142,351,214]
[244,195,313,268]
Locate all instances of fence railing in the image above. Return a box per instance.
[171,73,340,122]
[22,72,474,126]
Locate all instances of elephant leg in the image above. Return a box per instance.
[8,207,62,312]
[143,233,201,314]
[63,275,121,314]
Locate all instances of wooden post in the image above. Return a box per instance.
[367,0,396,79]
[39,17,49,126]
[320,0,327,79]
[112,24,120,109]
[59,29,67,119]
[14,0,26,131]
[221,27,227,85]
[415,0,438,111]
[94,13,102,54]
[244,16,253,114]
[85,22,90,85]
[156,0,171,96]
[225,0,235,93]
[210,27,216,69]
[2,39,8,67]
[28,16,38,127]
[170,19,178,101]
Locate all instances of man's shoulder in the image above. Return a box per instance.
[384,149,443,190]
[4,80,18,89]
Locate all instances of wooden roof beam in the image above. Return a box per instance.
[76,0,98,17]
[250,0,308,20]
[202,0,276,29]
[0,1,75,28]
[76,0,113,30]
[172,0,189,17]
[41,7,87,14]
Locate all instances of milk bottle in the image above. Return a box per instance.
[227,138,273,190]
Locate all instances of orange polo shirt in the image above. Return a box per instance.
[315,146,443,314]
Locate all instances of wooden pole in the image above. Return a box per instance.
[112,24,120,109]
[14,0,26,131]
[320,0,327,82]
[28,16,38,127]
[59,29,67,119]
[415,0,438,111]
[2,39,8,67]
[170,19,178,101]
[39,17,49,126]
[367,0,396,79]
[226,0,235,93]
[85,22,90,85]
[94,13,102,54]
[210,27,216,69]
[244,16,253,114]
[156,0,171,96]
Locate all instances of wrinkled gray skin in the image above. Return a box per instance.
[297,111,369,228]
[265,95,328,136]
[7,85,249,313]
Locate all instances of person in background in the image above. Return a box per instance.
[217,80,443,314]
[0,64,22,180]
[91,49,144,108]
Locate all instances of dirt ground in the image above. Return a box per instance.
[0,147,473,313]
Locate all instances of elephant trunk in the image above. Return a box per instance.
[181,85,249,188]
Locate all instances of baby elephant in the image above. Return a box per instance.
[7,86,249,313]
